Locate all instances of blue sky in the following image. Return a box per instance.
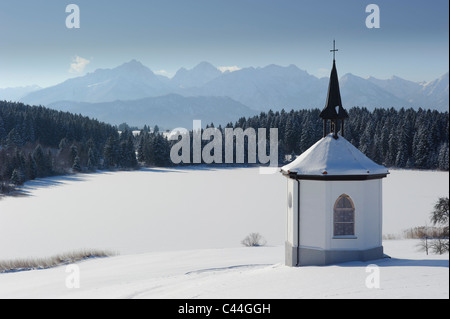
[0,0,448,88]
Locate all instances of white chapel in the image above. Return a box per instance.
[280,46,389,266]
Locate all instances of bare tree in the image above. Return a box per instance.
[429,197,449,254]
[430,238,449,255]
[418,236,431,255]
[430,197,449,234]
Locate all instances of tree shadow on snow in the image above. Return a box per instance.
[159,164,268,173]
[138,167,187,174]
[380,257,448,268]
[138,165,252,173]
[334,257,449,268]
[13,173,94,197]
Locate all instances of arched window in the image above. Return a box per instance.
[333,194,355,236]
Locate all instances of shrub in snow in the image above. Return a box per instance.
[241,233,267,247]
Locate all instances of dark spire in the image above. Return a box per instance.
[320,60,348,120]
[319,40,349,138]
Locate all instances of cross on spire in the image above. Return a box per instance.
[330,39,338,61]
[320,39,348,139]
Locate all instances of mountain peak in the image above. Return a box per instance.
[117,59,149,71]
[124,59,142,65]
[194,61,217,70]
[340,73,361,82]
[171,61,221,88]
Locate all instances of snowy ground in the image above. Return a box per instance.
[0,167,448,299]
[0,241,447,299]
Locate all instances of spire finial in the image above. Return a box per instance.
[330,39,338,61]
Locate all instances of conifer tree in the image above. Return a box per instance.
[87,147,97,171]
[72,156,82,172]
[438,143,449,171]
[32,144,48,178]
[0,115,6,143]
[70,144,78,165]
[103,135,119,168]
[11,168,24,186]
[26,153,37,180]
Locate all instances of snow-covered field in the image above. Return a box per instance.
[0,241,447,299]
[0,168,448,299]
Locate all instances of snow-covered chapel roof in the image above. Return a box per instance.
[281,134,389,180]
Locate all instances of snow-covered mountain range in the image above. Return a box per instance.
[2,60,448,128]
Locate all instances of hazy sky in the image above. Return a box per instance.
[0,0,448,88]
